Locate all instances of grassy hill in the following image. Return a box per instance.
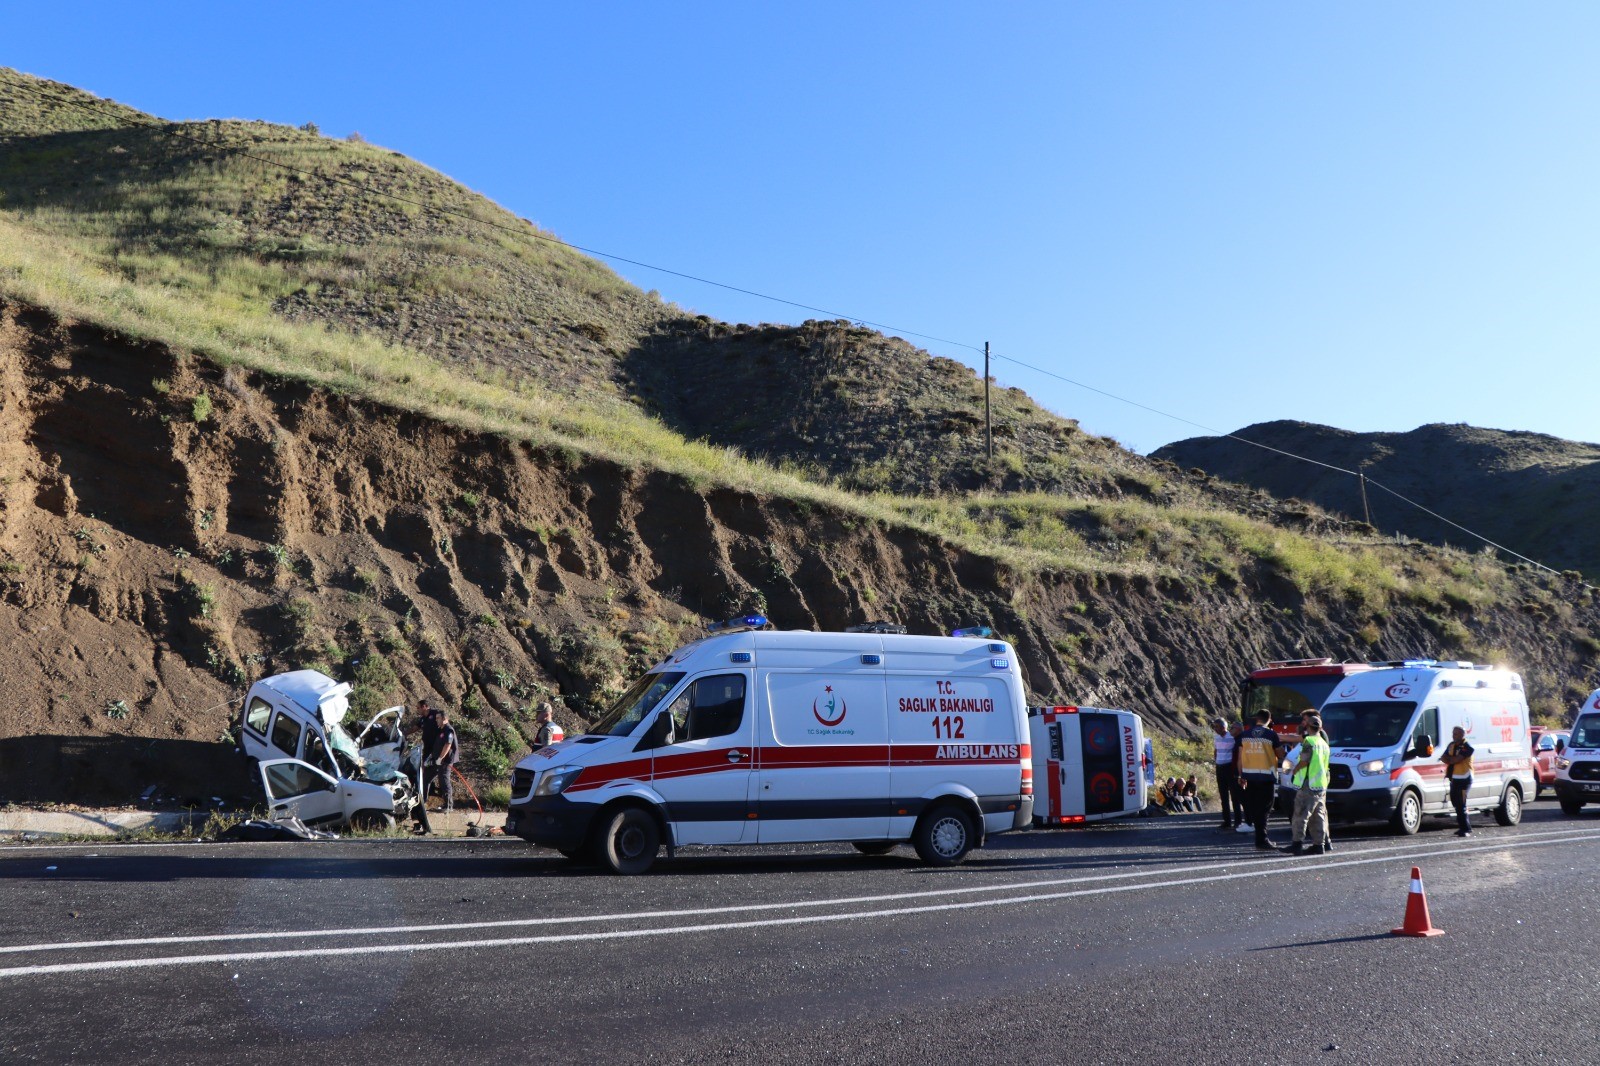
[1,68,1598,805]
[1155,421,1600,580]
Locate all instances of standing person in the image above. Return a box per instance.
[415,697,442,804]
[433,710,461,813]
[531,702,564,751]
[1211,717,1239,830]
[1441,725,1475,837]
[1230,720,1251,833]
[1237,710,1285,851]
[1289,713,1332,855]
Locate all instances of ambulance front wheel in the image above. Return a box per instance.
[1389,788,1422,836]
[913,803,976,866]
[596,806,660,874]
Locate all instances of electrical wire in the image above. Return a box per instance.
[989,349,1596,588]
[6,78,1591,587]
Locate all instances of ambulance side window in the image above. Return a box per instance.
[1412,708,1438,752]
[666,675,746,743]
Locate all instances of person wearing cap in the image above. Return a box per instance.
[1289,713,1332,855]
[532,702,563,751]
[432,710,460,813]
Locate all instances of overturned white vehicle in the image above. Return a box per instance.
[237,670,420,831]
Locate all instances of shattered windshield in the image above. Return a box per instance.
[1320,701,1418,749]
[592,672,686,737]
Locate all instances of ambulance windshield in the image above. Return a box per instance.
[1320,701,1418,748]
[592,672,686,737]
[1571,714,1600,749]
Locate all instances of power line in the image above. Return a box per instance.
[6,78,1591,588]
[3,80,982,355]
[988,350,1595,588]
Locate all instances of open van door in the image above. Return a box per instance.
[258,758,347,827]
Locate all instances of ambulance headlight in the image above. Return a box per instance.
[1556,757,1571,771]
[534,767,584,796]
[1358,759,1386,776]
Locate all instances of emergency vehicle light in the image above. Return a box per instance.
[707,614,768,634]
[952,626,994,638]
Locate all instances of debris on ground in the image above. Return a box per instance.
[215,817,338,843]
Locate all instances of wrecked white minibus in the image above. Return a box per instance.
[237,669,420,830]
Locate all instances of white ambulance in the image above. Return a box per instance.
[1028,706,1146,826]
[1552,687,1600,815]
[504,618,1034,873]
[1303,661,1534,834]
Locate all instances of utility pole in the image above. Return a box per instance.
[984,341,992,462]
[1358,461,1373,527]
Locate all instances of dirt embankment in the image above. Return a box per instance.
[2,300,1596,805]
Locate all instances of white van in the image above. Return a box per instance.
[1297,661,1534,834]
[504,619,1034,873]
[237,670,420,830]
[1552,688,1600,815]
[1028,706,1146,825]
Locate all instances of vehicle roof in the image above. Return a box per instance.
[1322,663,1524,699]
[654,629,1013,670]
[1249,660,1372,680]
[258,670,352,713]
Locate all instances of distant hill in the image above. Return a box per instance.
[1155,421,1600,579]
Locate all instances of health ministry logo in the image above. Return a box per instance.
[814,685,847,726]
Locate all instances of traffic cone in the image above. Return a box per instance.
[1391,866,1444,937]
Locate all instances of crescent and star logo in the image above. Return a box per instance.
[814,685,847,727]
[1385,683,1412,699]
[1338,684,1360,699]
[1592,694,1600,710]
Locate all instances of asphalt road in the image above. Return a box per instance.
[3,803,1598,1065]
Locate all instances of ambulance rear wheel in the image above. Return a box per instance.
[596,807,660,875]
[1493,783,1523,827]
[913,804,976,866]
[852,842,897,856]
[1389,789,1422,835]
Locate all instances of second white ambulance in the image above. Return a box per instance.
[1553,687,1600,815]
[1303,660,1534,833]
[505,618,1034,873]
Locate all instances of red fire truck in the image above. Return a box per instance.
[1241,658,1376,742]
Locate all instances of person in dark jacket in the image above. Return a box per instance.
[1236,710,1286,851]
[433,710,460,813]
[1441,725,1475,837]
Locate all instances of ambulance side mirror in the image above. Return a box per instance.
[1408,735,1432,760]
[640,712,673,751]
[1556,738,1566,753]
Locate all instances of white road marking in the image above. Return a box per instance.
[3,823,1593,955]
[1,828,1595,979]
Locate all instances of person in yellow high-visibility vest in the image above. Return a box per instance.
[1289,713,1332,856]
[1236,710,1286,851]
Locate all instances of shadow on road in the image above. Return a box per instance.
[1249,933,1394,952]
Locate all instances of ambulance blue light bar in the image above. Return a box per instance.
[707,614,768,635]
[952,626,994,639]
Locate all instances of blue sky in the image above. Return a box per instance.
[5,2,1598,452]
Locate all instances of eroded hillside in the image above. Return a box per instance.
[3,302,1598,804]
